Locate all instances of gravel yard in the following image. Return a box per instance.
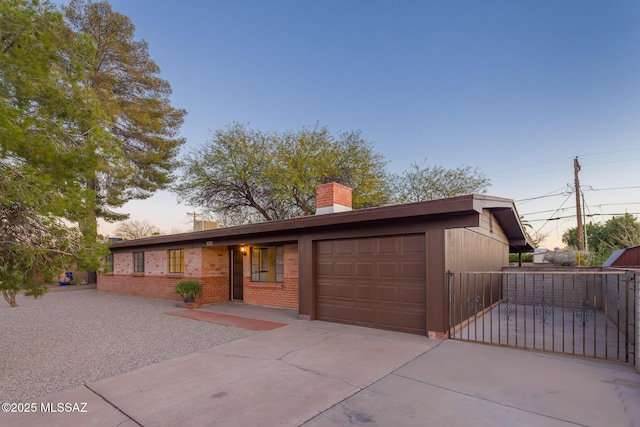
[0,288,257,401]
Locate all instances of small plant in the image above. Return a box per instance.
[173,280,202,303]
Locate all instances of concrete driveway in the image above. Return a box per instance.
[3,307,639,427]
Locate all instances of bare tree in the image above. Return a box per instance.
[528,230,550,248]
[114,219,160,240]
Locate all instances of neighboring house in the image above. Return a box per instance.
[603,245,640,267]
[99,182,533,337]
[533,248,549,264]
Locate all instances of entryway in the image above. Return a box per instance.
[231,248,244,300]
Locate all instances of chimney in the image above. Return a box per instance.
[315,182,352,214]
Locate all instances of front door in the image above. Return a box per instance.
[231,249,244,300]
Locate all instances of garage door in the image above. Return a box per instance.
[316,234,426,335]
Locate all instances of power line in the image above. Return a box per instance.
[528,212,640,222]
[492,148,640,177]
[533,193,573,234]
[575,147,640,160]
[515,186,569,203]
[582,158,640,168]
[523,205,640,221]
[593,202,640,207]
[585,185,640,192]
[520,207,574,216]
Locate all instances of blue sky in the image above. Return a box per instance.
[56,0,640,248]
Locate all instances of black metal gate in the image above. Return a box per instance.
[447,270,636,364]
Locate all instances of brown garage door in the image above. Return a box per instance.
[316,234,426,335]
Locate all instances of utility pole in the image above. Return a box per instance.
[582,192,588,253]
[187,212,198,231]
[574,157,584,251]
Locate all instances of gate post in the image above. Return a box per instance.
[446,271,453,339]
[635,272,639,373]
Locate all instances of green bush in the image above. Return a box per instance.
[173,280,202,300]
[509,253,533,263]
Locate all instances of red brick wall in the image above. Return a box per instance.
[243,244,299,309]
[201,247,229,303]
[184,248,202,276]
[99,244,300,309]
[99,247,230,305]
[316,182,352,210]
[145,250,167,275]
[114,252,132,274]
[97,273,182,302]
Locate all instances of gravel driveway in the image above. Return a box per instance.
[0,288,257,401]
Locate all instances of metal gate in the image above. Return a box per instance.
[447,270,636,364]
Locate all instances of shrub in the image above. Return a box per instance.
[173,280,202,301]
[509,253,533,263]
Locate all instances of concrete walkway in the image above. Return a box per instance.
[3,307,639,426]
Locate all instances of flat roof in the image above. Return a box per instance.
[109,194,534,252]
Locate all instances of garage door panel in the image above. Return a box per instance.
[355,262,375,276]
[355,285,374,300]
[402,261,425,278]
[354,307,375,324]
[355,238,376,254]
[319,299,356,318]
[377,262,398,277]
[376,307,401,322]
[317,282,336,298]
[336,240,354,254]
[316,234,426,335]
[378,237,399,253]
[317,262,334,276]
[402,312,427,332]
[334,283,355,299]
[335,262,353,276]
[401,235,425,253]
[377,286,399,302]
[317,240,334,255]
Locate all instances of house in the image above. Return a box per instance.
[99,182,533,337]
[603,245,640,268]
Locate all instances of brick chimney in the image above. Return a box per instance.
[315,182,353,214]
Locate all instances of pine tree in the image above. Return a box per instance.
[63,0,186,242]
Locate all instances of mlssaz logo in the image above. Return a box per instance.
[40,402,88,413]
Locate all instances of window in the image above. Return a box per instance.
[133,252,145,273]
[105,253,114,273]
[251,246,284,283]
[169,249,184,273]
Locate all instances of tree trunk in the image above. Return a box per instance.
[3,290,18,307]
[80,174,99,284]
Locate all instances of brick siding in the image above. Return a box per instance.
[145,250,167,275]
[99,244,298,309]
[99,247,230,305]
[98,273,182,302]
[316,182,352,209]
[243,244,299,309]
[114,252,132,274]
